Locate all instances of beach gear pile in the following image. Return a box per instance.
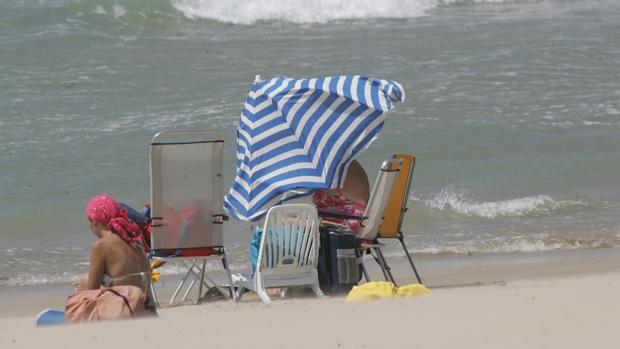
[224,75,405,222]
[345,281,430,302]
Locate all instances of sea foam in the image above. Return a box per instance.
[421,189,584,219]
[379,235,618,257]
[9,0,530,28]
[171,0,519,25]
[0,272,79,287]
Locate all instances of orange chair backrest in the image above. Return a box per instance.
[378,154,415,238]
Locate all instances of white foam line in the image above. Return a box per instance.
[423,190,586,219]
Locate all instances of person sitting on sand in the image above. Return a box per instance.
[77,193,156,312]
[312,160,370,234]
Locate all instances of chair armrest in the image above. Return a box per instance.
[320,220,349,229]
[212,214,229,224]
[317,210,366,221]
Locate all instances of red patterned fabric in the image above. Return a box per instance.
[312,190,366,233]
[86,194,141,244]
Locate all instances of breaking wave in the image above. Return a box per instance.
[380,237,619,258]
[420,189,585,219]
[6,0,539,29]
[0,272,80,287]
[172,0,533,24]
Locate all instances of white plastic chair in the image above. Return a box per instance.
[234,204,324,304]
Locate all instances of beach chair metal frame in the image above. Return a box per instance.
[149,130,236,305]
[318,158,402,285]
[375,154,423,285]
[234,204,325,304]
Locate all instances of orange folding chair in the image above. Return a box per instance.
[376,154,423,285]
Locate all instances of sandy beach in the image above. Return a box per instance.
[2,1,619,348]
[1,248,619,349]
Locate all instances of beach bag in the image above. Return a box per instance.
[345,281,431,303]
[65,285,146,323]
[318,228,362,293]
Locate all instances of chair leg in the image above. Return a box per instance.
[201,273,216,288]
[195,260,207,304]
[181,277,197,303]
[173,261,201,304]
[311,272,326,299]
[187,261,211,286]
[186,261,221,296]
[222,251,238,302]
[203,273,230,299]
[370,249,390,282]
[375,247,396,286]
[255,276,271,304]
[256,289,271,304]
[356,248,370,282]
[150,281,160,308]
[183,259,231,303]
[399,235,423,284]
[235,286,246,301]
[158,256,240,305]
[170,266,193,304]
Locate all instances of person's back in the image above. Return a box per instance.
[341,160,370,205]
[79,194,156,313]
[95,233,150,287]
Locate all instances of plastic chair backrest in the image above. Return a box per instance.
[258,204,320,271]
[357,159,402,241]
[379,154,415,239]
[149,131,225,251]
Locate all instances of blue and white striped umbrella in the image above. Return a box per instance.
[224,75,405,221]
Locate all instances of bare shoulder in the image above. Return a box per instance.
[93,234,122,252]
[91,238,105,251]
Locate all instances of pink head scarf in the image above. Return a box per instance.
[86,194,141,244]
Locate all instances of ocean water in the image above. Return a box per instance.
[1,0,619,287]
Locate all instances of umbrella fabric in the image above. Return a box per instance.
[224,75,405,221]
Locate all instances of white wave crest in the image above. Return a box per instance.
[172,0,440,24]
[379,237,617,257]
[422,189,583,219]
[156,261,248,275]
[0,272,79,287]
[171,0,528,24]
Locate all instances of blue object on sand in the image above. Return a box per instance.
[35,309,65,327]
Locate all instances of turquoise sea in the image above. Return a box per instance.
[1,0,619,287]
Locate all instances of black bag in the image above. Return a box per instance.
[318,228,362,293]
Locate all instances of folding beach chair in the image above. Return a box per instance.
[355,158,402,284]
[149,131,236,305]
[376,154,423,284]
[318,158,402,285]
[234,204,324,304]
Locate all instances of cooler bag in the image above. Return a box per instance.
[318,228,362,293]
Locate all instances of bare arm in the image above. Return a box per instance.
[86,240,106,290]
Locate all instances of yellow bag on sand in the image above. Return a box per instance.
[345,282,396,302]
[395,283,431,298]
[345,281,430,303]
